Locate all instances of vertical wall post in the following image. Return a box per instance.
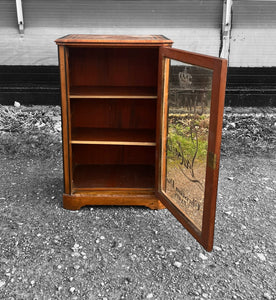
[220,0,232,60]
[16,0,24,35]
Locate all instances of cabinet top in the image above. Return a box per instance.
[55,34,173,46]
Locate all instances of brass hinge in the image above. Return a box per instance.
[208,152,217,170]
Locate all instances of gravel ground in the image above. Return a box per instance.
[0,105,275,300]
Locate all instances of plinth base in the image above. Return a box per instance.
[63,193,165,210]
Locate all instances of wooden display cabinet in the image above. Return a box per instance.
[55,35,227,251]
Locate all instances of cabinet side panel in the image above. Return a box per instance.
[58,46,71,194]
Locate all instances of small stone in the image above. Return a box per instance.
[83,256,87,260]
[14,101,21,108]
[0,280,6,288]
[71,252,81,257]
[69,287,75,293]
[156,246,165,255]
[224,211,232,216]
[263,292,273,300]
[199,253,208,260]
[100,236,105,240]
[241,225,246,230]
[69,277,74,282]
[57,265,62,269]
[227,176,234,181]
[72,243,80,249]
[146,293,154,299]
[74,265,80,270]
[256,253,266,261]
[37,233,41,237]
[173,261,182,268]
[185,246,191,251]
[213,246,222,251]
[30,280,35,286]
[228,122,236,129]
[167,249,177,253]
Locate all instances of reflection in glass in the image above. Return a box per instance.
[163,60,213,231]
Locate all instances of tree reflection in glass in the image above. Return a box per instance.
[163,60,213,232]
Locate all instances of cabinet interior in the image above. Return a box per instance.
[68,47,159,191]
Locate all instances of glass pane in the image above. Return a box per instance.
[162,60,213,232]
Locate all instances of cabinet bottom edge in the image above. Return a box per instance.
[62,193,165,210]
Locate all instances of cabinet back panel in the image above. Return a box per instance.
[72,145,155,165]
[68,47,158,87]
[71,98,156,129]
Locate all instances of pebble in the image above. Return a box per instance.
[30,280,35,286]
[199,253,208,260]
[156,246,165,255]
[57,265,62,269]
[71,252,81,257]
[256,253,266,261]
[228,122,236,129]
[14,101,21,108]
[74,265,80,270]
[69,277,74,282]
[0,280,6,288]
[69,287,75,293]
[173,261,182,268]
[263,292,273,300]
[213,246,222,251]
[146,293,154,299]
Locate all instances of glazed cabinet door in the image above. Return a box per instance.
[158,47,227,251]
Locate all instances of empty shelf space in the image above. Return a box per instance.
[71,128,156,146]
[70,86,157,99]
[72,164,155,189]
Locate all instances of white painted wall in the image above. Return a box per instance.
[229,1,276,67]
[0,0,222,65]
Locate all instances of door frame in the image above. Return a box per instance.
[156,47,227,251]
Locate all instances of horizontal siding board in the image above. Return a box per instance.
[230,28,276,67]
[230,1,276,66]
[0,28,220,65]
[0,0,17,27]
[23,0,222,28]
[232,1,276,28]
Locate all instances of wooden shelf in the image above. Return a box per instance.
[70,86,157,99]
[73,164,155,189]
[71,128,156,146]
